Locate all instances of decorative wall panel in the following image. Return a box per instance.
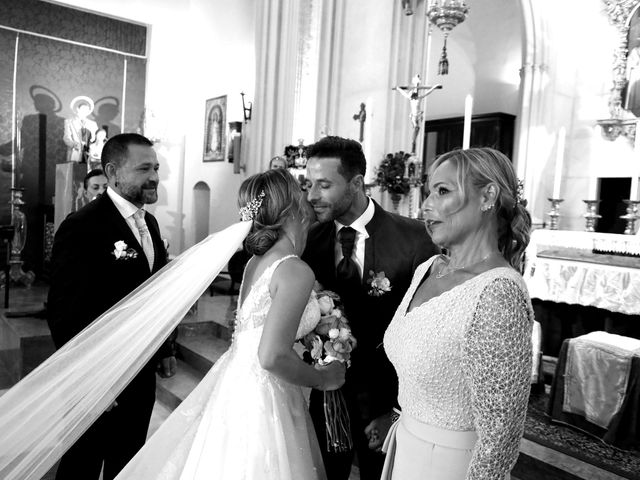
[1,0,146,56]
[124,57,146,133]
[0,30,16,226]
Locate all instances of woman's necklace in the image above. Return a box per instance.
[435,252,498,279]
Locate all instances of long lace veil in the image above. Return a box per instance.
[0,221,251,480]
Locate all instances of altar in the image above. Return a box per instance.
[524,229,640,356]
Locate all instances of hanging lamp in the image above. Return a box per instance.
[426,0,469,75]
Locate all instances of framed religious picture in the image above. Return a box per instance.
[203,95,227,162]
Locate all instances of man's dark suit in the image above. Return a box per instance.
[47,192,172,480]
[303,200,438,480]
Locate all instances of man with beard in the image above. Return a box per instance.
[47,133,176,480]
[302,136,438,480]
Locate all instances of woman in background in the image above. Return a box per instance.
[379,148,534,479]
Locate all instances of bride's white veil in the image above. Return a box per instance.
[0,221,251,480]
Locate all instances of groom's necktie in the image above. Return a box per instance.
[133,209,155,271]
[336,226,360,292]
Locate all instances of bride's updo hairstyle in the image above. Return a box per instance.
[238,168,309,256]
[431,147,532,271]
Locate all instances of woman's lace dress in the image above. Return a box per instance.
[384,256,533,479]
[116,255,326,480]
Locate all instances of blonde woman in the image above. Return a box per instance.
[379,148,533,479]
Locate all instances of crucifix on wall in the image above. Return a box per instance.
[352,102,367,142]
[393,74,442,154]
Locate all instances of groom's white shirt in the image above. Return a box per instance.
[334,197,375,279]
[107,187,146,245]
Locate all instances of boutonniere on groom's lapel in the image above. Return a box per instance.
[367,270,392,297]
[112,240,138,260]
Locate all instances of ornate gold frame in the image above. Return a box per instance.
[602,0,640,118]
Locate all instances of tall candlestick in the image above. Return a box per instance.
[552,127,565,198]
[462,94,473,150]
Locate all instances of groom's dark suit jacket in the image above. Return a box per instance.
[303,200,438,422]
[47,191,173,479]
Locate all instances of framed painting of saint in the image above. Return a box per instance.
[203,95,226,162]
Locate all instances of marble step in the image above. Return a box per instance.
[155,325,230,410]
[175,330,230,376]
[155,359,203,411]
[0,314,55,388]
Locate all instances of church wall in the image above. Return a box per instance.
[332,0,522,182]
[178,0,255,249]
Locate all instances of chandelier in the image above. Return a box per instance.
[426,0,469,75]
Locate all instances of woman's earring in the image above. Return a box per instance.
[481,204,494,212]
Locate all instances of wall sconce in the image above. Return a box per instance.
[241,92,252,123]
[596,117,636,143]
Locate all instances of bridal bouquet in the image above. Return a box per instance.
[301,286,357,452]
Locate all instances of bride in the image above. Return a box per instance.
[115,167,345,479]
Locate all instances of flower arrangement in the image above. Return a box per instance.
[302,286,357,452]
[367,270,392,297]
[376,151,412,200]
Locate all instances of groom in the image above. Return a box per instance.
[302,136,438,480]
[48,133,176,480]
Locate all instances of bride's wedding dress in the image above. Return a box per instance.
[116,254,327,480]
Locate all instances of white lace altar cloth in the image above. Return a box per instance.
[524,230,640,315]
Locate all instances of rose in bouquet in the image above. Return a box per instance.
[301,286,357,452]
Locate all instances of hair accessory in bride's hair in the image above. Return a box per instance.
[515,179,527,207]
[239,191,266,221]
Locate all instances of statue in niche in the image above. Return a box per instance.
[63,96,98,163]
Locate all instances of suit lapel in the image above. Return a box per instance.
[145,212,164,272]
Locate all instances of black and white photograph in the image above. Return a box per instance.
[1,1,640,480]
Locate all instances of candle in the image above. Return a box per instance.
[363,96,373,183]
[588,175,598,200]
[552,127,566,198]
[462,94,473,150]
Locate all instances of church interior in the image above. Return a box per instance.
[1,0,640,478]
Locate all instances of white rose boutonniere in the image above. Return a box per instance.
[367,270,392,297]
[113,241,138,260]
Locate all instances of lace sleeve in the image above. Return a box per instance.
[463,277,533,480]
